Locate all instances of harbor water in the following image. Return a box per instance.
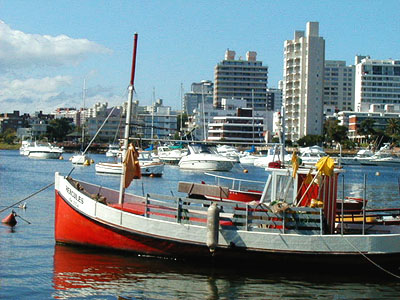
[1,149,400,299]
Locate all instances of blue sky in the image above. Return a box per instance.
[0,0,399,114]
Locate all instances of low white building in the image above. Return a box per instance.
[355,56,400,112]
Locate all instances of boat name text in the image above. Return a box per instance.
[66,186,84,204]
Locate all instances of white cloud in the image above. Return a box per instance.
[0,76,73,112]
[0,20,111,69]
[0,76,126,113]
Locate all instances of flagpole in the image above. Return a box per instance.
[119,33,138,205]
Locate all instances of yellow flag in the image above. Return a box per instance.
[315,156,335,176]
[304,171,313,184]
[291,151,299,178]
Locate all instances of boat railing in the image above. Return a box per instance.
[204,172,265,191]
[140,193,324,234]
[335,206,400,235]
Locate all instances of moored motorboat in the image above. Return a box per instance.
[299,145,327,166]
[178,144,234,171]
[27,142,63,159]
[364,144,400,167]
[157,145,187,165]
[238,152,261,164]
[19,140,33,156]
[253,146,291,168]
[216,145,241,163]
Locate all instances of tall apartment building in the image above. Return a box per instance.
[323,60,355,114]
[213,50,268,110]
[354,56,400,112]
[183,80,213,115]
[283,22,325,141]
[266,87,283,112]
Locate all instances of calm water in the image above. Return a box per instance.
[1,149,400,299]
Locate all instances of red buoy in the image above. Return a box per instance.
[2,211,17,226]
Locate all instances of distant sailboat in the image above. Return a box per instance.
[71,80,91,165]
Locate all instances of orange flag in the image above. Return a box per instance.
[124,143,141,188]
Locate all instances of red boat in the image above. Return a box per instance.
[54,33,400,270]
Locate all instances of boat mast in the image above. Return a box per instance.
[151,87,155,140]
[280,106,286,164]
[81,79,86,152]
[119,33,138,205]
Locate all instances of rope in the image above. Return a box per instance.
[341,235,400,279]
[0,182,54,214]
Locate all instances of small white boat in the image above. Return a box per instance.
[27,142,63,159]
[349,149,376,165]
[253,146,291,168]
[239,152,261,164]
[70,153,91,165]
[95,161,164,176]
[157,145,187,164]
[19,140,33,156]
[299,145,326,166]
[96,150,164,176]
[178,144,234,171]
[367,144,400,167]
[106,144,121,157]
[216,145,240,163]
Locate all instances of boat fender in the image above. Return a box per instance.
[206,203,220,253]
[2,211,17,226]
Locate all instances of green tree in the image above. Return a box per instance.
[2,128,17,144]
[357,118,376,141]
[324,119,349,144]
[46,118,74,142]
[385,118,400,144]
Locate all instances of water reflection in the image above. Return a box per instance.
[52,244,400,299]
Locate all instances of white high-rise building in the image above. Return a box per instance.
[283,22,325,141]
[323,60,355,114]
[354,56,400,112]
[213,50,268,110]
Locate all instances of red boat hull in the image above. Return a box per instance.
[54,190,213,258]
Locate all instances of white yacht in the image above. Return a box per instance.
[299,145,327,166]
[19,140,33,156]
[178,144,234,171]
[349,148,376,165]
[239,152,261,164]
[216,145,240,163]
[253,146,291,168]
[157,145,187,165]
[366,144,400,167]
[27,142,63,159]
